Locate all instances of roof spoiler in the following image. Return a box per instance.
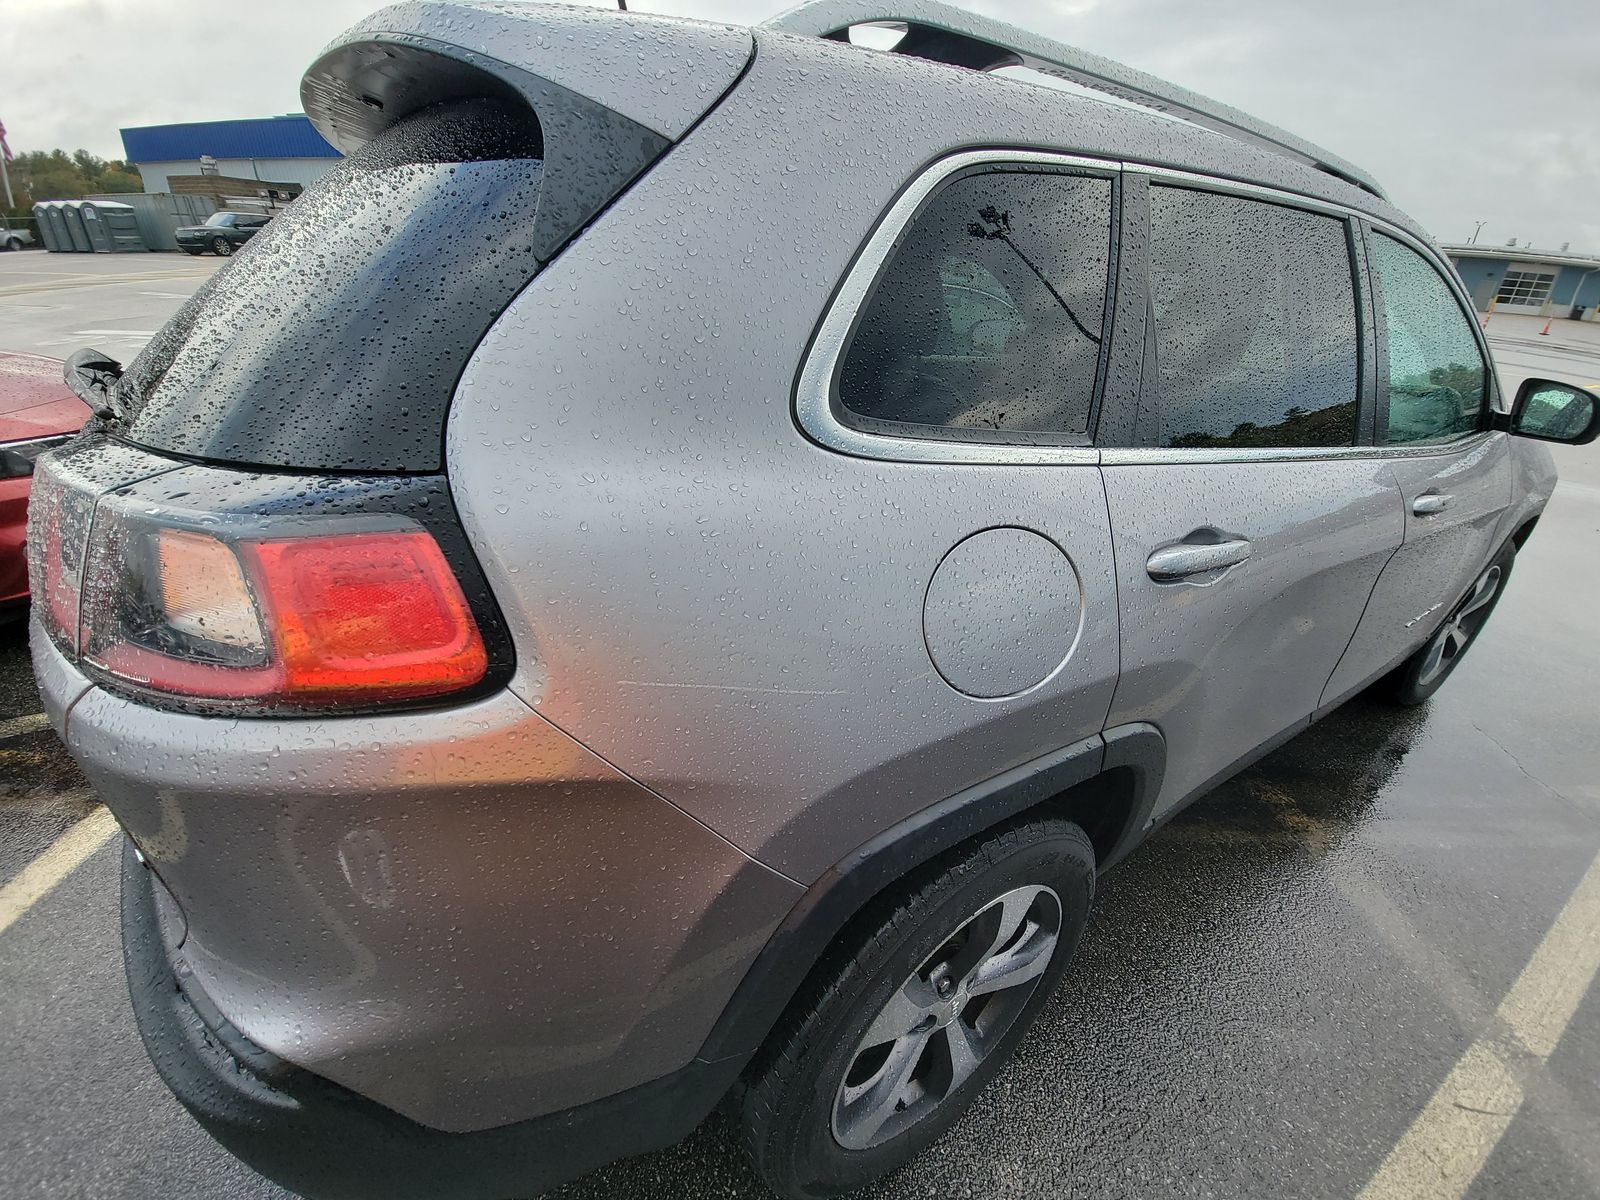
[304,1,752,150]
[764,0,1385,199]
[299,1,754,260]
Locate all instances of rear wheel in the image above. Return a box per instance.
[4,238,21,252]
[212,236,233,256]
[739,819,1094,1199]
[1385,544,1513,705]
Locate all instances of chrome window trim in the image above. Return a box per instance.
[1100,430,1498,467]
[794,148,1112,466]
[796,149,1496,466]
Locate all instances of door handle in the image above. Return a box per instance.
[1146,539,1253,581]
[1412,493,1453,516]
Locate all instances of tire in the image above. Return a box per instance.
[1384,542,1514,706]
[212,237,233,256]
[739,818,1095,1199]
[4,238,21,252]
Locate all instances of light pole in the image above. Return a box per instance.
[1470,220,1488,245]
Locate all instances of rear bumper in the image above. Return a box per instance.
[122,840,743,1200]
[32,621,801,1136]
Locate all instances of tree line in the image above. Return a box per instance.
[4,150,143,221]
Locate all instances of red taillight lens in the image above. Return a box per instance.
[25,455,94,655]
[78,510,487,710]
[243,531,487,702]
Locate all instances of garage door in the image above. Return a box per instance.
[1493,262,1557,314]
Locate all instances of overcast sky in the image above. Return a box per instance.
[2,0,1596,251]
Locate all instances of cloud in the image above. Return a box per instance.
[2,0,1595,249]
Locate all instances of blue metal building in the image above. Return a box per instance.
[120,115,341,193]
[1445,244,1600,319]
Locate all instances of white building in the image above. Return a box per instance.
[120,115,341,194]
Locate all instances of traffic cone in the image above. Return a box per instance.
[1539,317,1553,336]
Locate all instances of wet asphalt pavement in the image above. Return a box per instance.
[2,263,1599,1198]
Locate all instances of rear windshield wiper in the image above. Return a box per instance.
[63,347,126,422]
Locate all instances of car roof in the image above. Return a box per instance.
[765,0,1384,199]
[307,1,1431,244]
[761,31,1425,242]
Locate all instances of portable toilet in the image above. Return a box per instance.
[50,204,77,251]
[60,202,93,252]
[79,201,146,252]
[98,202,148,252]
[31,203,61,252]
[80,202,113,252]
[86,192,177,251]
[41,202,75,252]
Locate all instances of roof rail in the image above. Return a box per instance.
[763,0,1385,199]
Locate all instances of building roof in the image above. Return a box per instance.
[1442,243,1600,272]
[121,115,340,164]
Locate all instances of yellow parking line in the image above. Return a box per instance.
[1357,850,1600,1200]
[0,712,52,740]
[0,807,118,937]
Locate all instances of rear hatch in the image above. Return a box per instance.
[110,1,753,474]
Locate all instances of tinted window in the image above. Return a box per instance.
[117,99,546,473]
[204,213,235,228]
[1370,234,1487,445]
[838,170,1112,439]
[1145,187,1359,449]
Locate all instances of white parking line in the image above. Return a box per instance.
[0,712,52,740]
[1357,849,1600,1200]
[0,807,117,937]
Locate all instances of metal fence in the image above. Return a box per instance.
[83,192,217,251]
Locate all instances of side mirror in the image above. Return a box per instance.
[63,347,124,419]
[1505,378,1600,445]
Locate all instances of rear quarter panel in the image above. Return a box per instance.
[448,35,1136,883]
[446,30,1422,884]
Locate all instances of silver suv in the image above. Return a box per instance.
[28,2,1600,1198]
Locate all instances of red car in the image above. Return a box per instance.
[1,352,90,615]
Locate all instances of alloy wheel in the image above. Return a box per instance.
[830,884,1062,1151]
[1416,564,1502,688]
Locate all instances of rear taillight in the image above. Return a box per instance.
[26,455,95,656]
[75,499,487,711]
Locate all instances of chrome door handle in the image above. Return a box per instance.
[1412,494,1453,516]
[1146,539,1253,581]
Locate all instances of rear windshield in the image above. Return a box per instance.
[117,99,545,472]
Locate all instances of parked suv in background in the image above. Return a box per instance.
[29,2,1600,1198]
[173,209,269,255]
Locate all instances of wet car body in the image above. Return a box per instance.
[0,352,88,615]
[173,210,269,256]
[26,2,1599,1198]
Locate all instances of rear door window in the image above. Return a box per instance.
[836,169,1114,440]
[1368,234,1488,445]
[1140,186,1359,449]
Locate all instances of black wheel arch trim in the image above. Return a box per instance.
[695,722,1165,1064]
